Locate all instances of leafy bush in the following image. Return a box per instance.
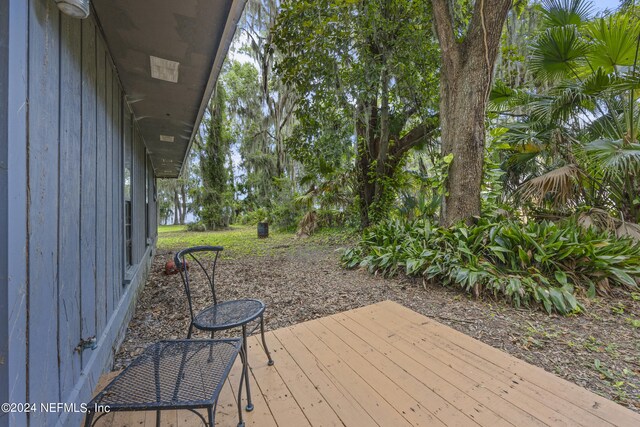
[238,208,270,225]
[270,198,304,231]
[342,218,640,314]
[186,222,208,232]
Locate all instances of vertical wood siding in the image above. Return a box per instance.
[6,2,160,425]
[95,35,108,342]
[80,13,97,372]
[58,13,82,404]
[5,1,30,426]
[27,2,60,424]
[0,0,10,423]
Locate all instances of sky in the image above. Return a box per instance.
[592,0,623,12]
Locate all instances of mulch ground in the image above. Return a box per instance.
[115,241,640,414]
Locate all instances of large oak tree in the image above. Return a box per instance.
[431,0,512,225]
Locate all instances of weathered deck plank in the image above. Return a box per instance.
[92,301,640,427]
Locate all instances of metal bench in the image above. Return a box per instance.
[84,339,246,427]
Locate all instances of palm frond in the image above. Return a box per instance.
[617,221,640,241]
[540,0,594,27]
[584,138,640,173]
[577,207,616,231]
[517,164,586,206]
[498,121,549,148]
[580,67,615,96]
[530,25,589,81]
[585,14,640,72]
[610,69,640,92]
[587,112,624,140]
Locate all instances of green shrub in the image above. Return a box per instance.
[270,199,303,231]
[186,222,208,232]
[238,208,270,225]
[342,218,640,314]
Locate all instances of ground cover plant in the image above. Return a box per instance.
[342,217,640,314]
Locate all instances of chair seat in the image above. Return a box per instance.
[193,299,265,331]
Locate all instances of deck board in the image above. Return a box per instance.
[91,301,640,426]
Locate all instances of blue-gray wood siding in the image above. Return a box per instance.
[3,1,29,427]
[2,1,160,425]
[27,4,61,426]
[0,0,10,424]
[58,13,83,405]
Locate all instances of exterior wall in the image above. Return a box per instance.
[2,1,29,427]
[1,1,160,426]
[0,0,10,424]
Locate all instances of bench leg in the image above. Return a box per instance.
[242,325,254,411]
[208,405,216,427]
[237,347,246,427]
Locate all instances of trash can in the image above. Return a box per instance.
[257,222,269,238]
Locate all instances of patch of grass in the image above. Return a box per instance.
[158,225,188,233]
[625,317,640,328]
[157,224,355,259]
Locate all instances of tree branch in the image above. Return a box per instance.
[431,0,460,65]
[393,118,439,157]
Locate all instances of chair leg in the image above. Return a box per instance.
[187,322,194,339]
[237,347,246,427]
[83,410,94,427]
[208,405,216,427]
[260,316,274,366]
[242,325,254,411]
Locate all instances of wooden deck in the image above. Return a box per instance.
[92,301,640,426]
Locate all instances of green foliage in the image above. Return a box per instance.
[394,151,452,220]
[222,60,280,211]
[186,222,208,232]
[491,0,640,222]
[342,217,640,314]
[198,84,233,230]
[273,0,440,228]
[238,208,270,226]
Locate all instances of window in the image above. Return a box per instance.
[124,112,133,267]
[145,153,150,246]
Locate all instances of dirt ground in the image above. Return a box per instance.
[115,239,640,414]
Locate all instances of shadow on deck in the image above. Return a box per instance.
[90,301,640,426]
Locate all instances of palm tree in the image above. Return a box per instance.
[491,0,640,225]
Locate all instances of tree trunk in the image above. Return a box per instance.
[356,126,373,227]
[431,0,512,226]
[173,190,181,225]
[180,184,188,225]
[355,98,437,229]
[439,62,487,226]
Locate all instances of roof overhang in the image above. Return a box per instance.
[92,0,246,178]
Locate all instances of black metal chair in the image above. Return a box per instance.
[174,245,273,412]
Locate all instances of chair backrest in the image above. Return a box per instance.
[174,246,223,321]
